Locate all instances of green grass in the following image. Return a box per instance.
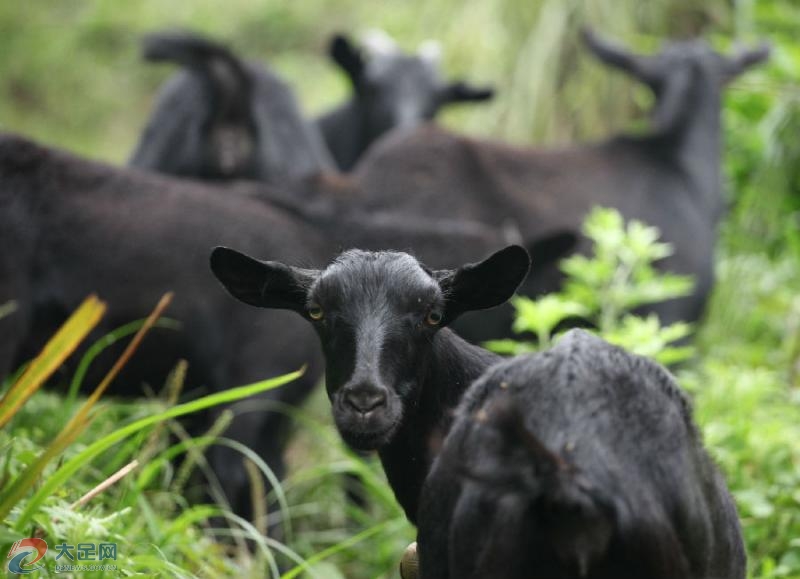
[1,382,413,578]
[1,0,800,577]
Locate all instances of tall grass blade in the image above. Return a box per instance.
[0,293,171,521]
[280,519,401,579]
[209,437,294,542]
[0,294,106,428]
[14,368,304,528]
[246,456,269,537]
[63,292,173,432]
[171,408,233,498]
[70,459,139,509]
[66,316,180,406]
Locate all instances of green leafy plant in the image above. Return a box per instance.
[489,207,695,364]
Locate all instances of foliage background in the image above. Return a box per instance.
[1,0,799,577]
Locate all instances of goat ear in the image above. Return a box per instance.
[329,34,365,85]
[581,27,657,85]
[440,81,496,104]
[210,247,316,313]
[526,230,579,268]
[725,43,771,79]
[435,245,530,324]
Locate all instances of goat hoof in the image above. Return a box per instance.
[399,541,418,579]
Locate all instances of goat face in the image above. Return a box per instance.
[307,251,445,449]
[330,32,494,141]
[210,245,529,451]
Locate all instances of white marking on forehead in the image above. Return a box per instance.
[354,315,384,375]
[361,28,398,57]
[418,40,441,65]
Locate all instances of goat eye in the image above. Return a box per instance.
[425,309,443,326]
[307,304,324,321]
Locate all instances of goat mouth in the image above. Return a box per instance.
[337,421,399,451]
[333,393,403,450]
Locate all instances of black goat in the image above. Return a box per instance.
[317,31,494,171]
[129,31,333,184]
[418,329,745,579]
[1,132,326,522]
[352,30,770,326]
[0,132,509,525]
[210,245,530,522]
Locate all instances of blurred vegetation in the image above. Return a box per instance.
[1,0,799,578]
[0,0,791,159]
[487,207,696,365]
[0,300,309,577]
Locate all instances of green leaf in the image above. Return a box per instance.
[511,295,589,346]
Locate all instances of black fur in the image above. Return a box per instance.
[129,30,333,184]
[418,329,746,579]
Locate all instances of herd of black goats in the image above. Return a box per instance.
[0,24,772,578]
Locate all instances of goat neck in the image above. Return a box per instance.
[379,328,500,523]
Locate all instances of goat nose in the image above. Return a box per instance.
[344,388,387,414]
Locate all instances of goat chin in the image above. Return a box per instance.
[336,418,401,451]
